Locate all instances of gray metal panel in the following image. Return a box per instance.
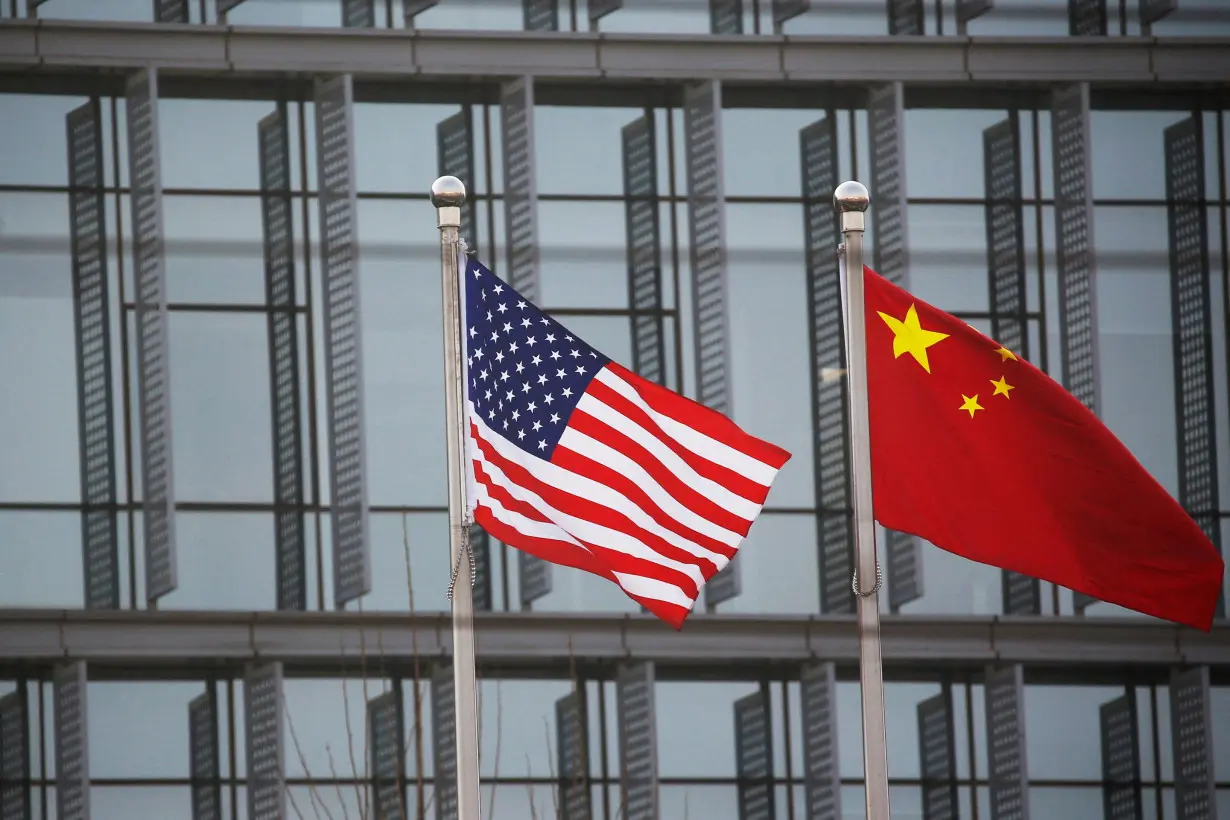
[341,0,376,27]
[888,0,925,34]
[470,524,493,613]
[368,690,405,820]
[1099,694,1142,820]
[982,117,1042,617]
[1170,666,1215,820]
[704,560,741,609]
[518,548,552,609]
[917,689,958,820]
[709,0,743,34]
[1068,0,1108,35]
[523,0,559,30]
[430,664,457,820]
[1164,115,1224,621]
[259,104,307,613]
[957,0,993,28]
[244,662,286,820]
[556,690,591,820]
[1002,572,1041,616]
[53,662,90,820]
[189,689,221,820]
[126,67,179,605]
[1073,591,1098,614]
[315,74,373,609]
[403,0,439,25]
[868,82,922,612]
[436,108,479,254]
[800,116,853,618]
[1139,0,1177,27]
[154,0,190,23]
[772,0,810,29]
[589,0,623,26]
[684,80,732,417]
[685,80,738,606]
[1051,83,1101,417]
[616,662,658,820]
[0,689,30,820]
[734,690,773,820]
[621,114,666,388]
[985,665,1030,820]
[66,98,120,612]
[799,662,840,820]
[500,77,540,302]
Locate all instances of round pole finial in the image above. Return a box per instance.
[431,175,466,208]
[834,180,870,214]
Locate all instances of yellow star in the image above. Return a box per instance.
[990,376,1014,398]
[995,346,1017,362]
[877,304,949,373]
[959,394,984,418]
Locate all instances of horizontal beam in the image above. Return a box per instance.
[0,609,1226,685]
[1,20,1229,88]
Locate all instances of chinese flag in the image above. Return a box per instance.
[863,267,1225,631]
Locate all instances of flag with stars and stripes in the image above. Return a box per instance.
[460,254,791,628]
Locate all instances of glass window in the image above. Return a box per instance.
[211,0,345,27]
[586,0,716,35]
[656,681,762,776]
[356,198,448,507]
[717,513,818,614]
[1030,787,1103,818]
[537,201,630,310]
[658,785,739,820]
[536,107,636,197]
[904,109,1023,200]
[958,0,1070,37]
[0,94,107,187]
[147,513,283,611]
[476,679,574,779]
[413,0,523,31]
[902,204,992,313]
[720,109,845,200]
[906,531,1006,616]
[361,512,449,613]
[147,311,276,504]
[1092,111,1203,201]
[352,103,485,196]
[0,192,85,503]
[89,788,194,820]
[1212,686,1230,781]
[1025,685,1130,781]
[283,678,393,779]
[0,512,83,608]
[25,0,154,22]
[725,203,814,509]
[88,681,223,777]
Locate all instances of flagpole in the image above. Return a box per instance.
[431,175,483,820]
[834,180,892,820]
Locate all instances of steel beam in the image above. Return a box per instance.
[1,21,1228,85]
[0,611,1226,681]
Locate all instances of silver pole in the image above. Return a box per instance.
[431,175,483,820]
[834,180,891,820]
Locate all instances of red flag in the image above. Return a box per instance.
[863,266,1225,630]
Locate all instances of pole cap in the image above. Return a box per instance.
[833,180,870,214]
[431,175,466,208]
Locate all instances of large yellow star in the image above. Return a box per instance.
[995,346,1017,362]
[877,304,949,373]
[990,376,1014,398]
[959,394,984,418]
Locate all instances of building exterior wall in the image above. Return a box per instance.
[0,1,1228,819]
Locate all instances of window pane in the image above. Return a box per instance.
[536,107,633,197]
[0,511,85,607]
[145,513,284,611]
[0,94,109,186]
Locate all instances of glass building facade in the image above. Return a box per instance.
[0,0,1229,818]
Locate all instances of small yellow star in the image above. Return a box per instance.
[995,346,1017,362]
[959,394,984,418]
[877,304,950,373]
[990,376,1014,398]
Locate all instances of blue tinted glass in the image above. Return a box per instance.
[0,94,105,186]
[0,512,84,607]
[147,513,282,610]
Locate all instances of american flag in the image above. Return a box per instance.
[460,255,791,628]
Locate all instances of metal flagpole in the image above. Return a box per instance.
[431,175,484,820]
[834,180,892,820]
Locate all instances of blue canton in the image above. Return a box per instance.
[464,258,611,461]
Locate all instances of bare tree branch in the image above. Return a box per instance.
[542,717,560,820]
[339,639,365,820]
[525,753,540,820]
[325,742,353,819]
[284,699,334,820]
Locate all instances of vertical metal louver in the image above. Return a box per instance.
[622,114,667,388]
[431,665,458,820]
[709,0,744,33]
[799,662,841,820]
[800,115,854,617]
[259,103,308,612]
[244,662,286,820]
[556,690,591,820]
[985,665,1030,820]
[1068,0,1108,35]
[154,0,190,23]
[315,74,373,609]
[868,83,923,612]
[616,662,658,820]
[53,662,90,820]
[0,688,31,820]
[368,690,406,820]
[436,108,479,254]
[341,0,376,27]
[189,688,222,820]
[1098,693,1142,820]
[1164,115,1224,621]
[66,98,120,611]
[917,688,958,820]
[733,689,774,820]
[888,0,925,34]
[1170,667,1215,820]
[127,67,180,605]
